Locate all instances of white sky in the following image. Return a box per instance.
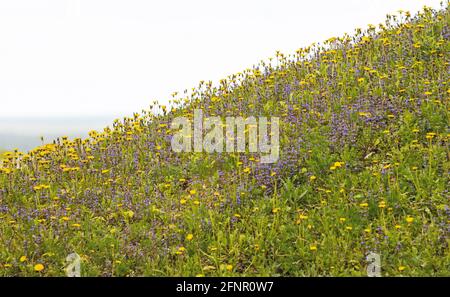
[0,0,444,118]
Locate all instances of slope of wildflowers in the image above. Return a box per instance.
[0,6,449,276]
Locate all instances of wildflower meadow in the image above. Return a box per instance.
[0,6,449,276]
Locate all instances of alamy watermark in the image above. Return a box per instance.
[366,252,381,277]
[170,109,280,163]
[65,252,81,277]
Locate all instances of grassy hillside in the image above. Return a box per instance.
[0,6,449,276]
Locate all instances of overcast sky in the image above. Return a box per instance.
[0,0,444,118]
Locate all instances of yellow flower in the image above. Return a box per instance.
[180,199,187,205]
[334,161,344,168]
[406,216,414,224]
[71,223,81,228]
[310,245,317,251]
[186,234,194,241]
[34,263,45,272]
[175,246,186,255]
[330,161,344,170]
[426,132,436,140]
[123,210,134,219]
[19,256,27,262]
[189,189,196,195]
[272,208,280,214]
[243,167,251,174]
[226,264,233,271]
[309,175,317,181]
[33,184,50,191]
[398,266,406,272]
[359,202,369,208]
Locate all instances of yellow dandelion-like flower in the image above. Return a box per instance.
[19,256,27,262]
[175,246,186,255]
[34,263,45,272]
[310,245,317,251]
[406,216,414,224]
[186,234,194,241]
[426,132,436,140]
[226,264,233,271]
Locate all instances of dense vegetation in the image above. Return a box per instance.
[0,6,449,276]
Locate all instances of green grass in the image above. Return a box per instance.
[0,5,449,276]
